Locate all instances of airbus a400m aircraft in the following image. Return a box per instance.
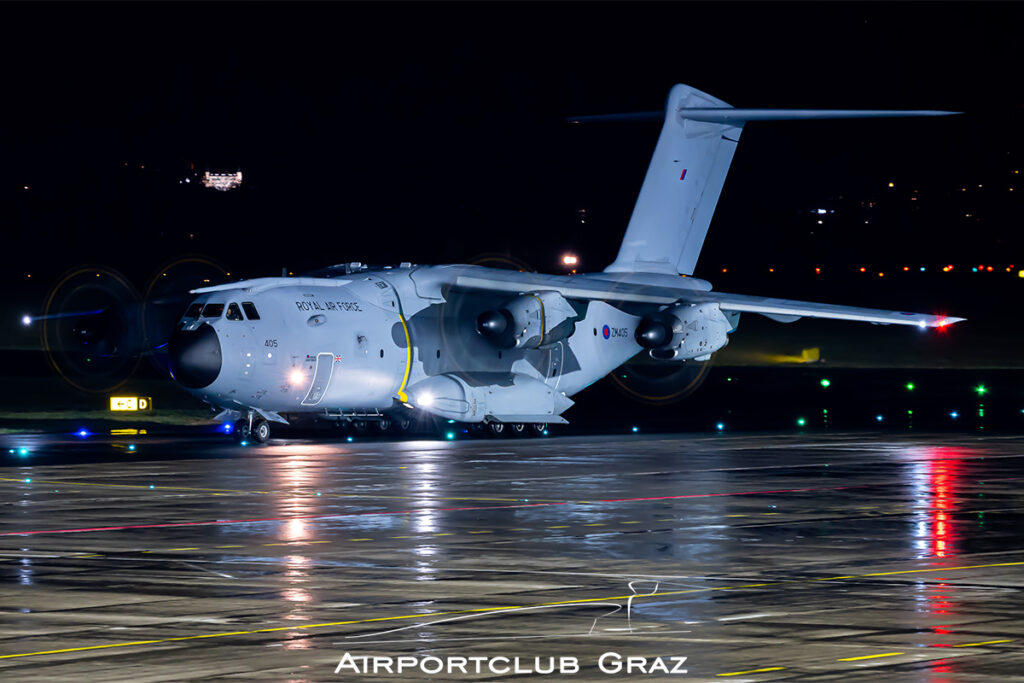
[168,84,963,442]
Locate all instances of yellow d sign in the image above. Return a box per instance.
[109,397,152,412]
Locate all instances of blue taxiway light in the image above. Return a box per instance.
[128,444,136,451]
[222,423,234,434]
[24,478,31,483]
[542,430,549,436]
[445,432,455,440]
[716,422,725,431]
[77,429,89,438]
[950,411,959,419]
[17,448,29,456]
[346,436,354,442]
[631,426,639,433]
[876,415,884,422]
[239,440,248,446]
[149,484,155,489]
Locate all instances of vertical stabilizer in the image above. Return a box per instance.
[597,84,958,276]
[605,84,742,276]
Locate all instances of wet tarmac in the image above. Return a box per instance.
[1,431,1024,680]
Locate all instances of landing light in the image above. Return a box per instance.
[417,393,435,408]
[20,315,31,326]
[288,369,305,386]
[561,254,579,266]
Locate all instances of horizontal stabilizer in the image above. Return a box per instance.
[571,109,959,124]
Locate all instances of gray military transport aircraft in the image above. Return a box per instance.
[168,84,963,442]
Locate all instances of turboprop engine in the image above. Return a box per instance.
[635,303,737,361]
[475,290,578,349]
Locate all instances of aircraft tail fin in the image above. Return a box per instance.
[588,84,959,276]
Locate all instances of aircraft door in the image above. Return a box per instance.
[301,352,336,406]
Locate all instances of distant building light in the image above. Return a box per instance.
[887,182,895,188]
[816,208,827,214]
[201,170,243,191]
[561,254,579,266]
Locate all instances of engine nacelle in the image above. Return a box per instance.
[476,291,578,349]
[635,303,736,361]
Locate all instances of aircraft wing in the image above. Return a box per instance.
[452,268,683,304]
[680,291,964,328]
[450,267,963,328]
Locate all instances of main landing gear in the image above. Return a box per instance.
[485,422,546,438]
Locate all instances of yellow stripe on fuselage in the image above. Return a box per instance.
[396,311,412,403]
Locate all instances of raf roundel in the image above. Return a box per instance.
[602,325,611,339]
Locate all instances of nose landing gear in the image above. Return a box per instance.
[234,413,271,444]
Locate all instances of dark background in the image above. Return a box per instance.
[0,2,1021,428]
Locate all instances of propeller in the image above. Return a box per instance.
[38,258,232,393]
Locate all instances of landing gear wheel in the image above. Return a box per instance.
[234,419,251,441]
[510,423,526,436]
[488,422,506,437]
[530,423,546,436]
[377,419,392,433]
[352,420,368,434]
[253,419,271,443]
[397,418,411,432]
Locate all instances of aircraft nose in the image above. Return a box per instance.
[168,323,222,389]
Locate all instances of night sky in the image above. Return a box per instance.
[2,2,1021,367]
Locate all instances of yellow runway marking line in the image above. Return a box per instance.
[547,526,569,529]
[954,639,1013,647]
[432,533,452,537]
[390,535,411,539]
[349,538,372,542]
[215,545,244,549]
[167,547,199,551]
[585,523,605,526]
[6,561,1022,661]
[308,540,331,544]
[468,531,492,534]
[622,521,640,524]
[838,652,904,661]
[717,666,786,676]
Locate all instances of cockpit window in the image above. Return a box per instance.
[201,303,225,318]
[242,302,260,320]
[225,303,244,321]
[184,303,203,319]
